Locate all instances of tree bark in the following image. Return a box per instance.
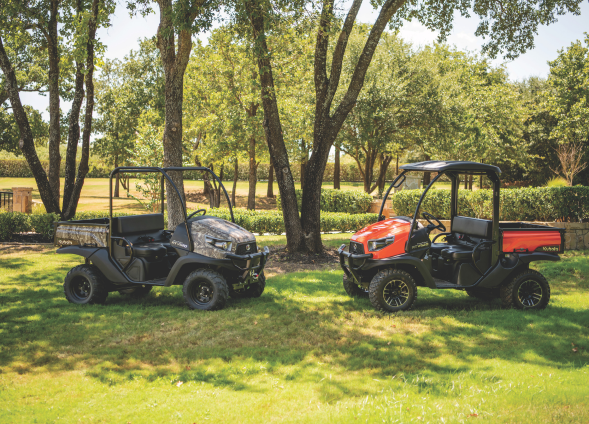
[232,158,238,206]
[244,0,305,252]
[247,135,257,210]
[469,173,473,190]
[300,142,308,189]
[267,157,274,198]
[156,0,207,228]
[334,142,340,189]
[300,0,403,252]
[62,0,100,220]
[423,155,431,187]
[47,0,61,205]
[0,36,60,213]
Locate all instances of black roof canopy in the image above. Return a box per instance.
[400,161,501,174]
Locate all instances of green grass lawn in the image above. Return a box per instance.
[1,247,587,423]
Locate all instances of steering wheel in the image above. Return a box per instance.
[422,212,446,232]
[187,209,206,219]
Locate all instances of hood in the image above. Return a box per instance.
[190,217,256,259]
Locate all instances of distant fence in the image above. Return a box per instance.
[0,191,13,212]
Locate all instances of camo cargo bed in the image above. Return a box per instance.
[54,218,110,248]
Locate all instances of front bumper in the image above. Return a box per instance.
[225,246,270,279]
[337,244,373,281]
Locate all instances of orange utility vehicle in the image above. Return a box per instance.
[338,161,565,312]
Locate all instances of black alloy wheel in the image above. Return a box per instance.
[517,280,543,307]
[182,269,229,311]
[382,280,410,307]
[70,277,92,302]
[369,268,417,312]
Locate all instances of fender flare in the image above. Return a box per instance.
[56,246,99,258]
[362,254,436,288]
[518,253,561,263]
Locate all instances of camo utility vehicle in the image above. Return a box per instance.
[54,166,269,311]
[338,161,565,312]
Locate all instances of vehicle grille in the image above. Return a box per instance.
[349,241,364,254]
[235,242,257,255]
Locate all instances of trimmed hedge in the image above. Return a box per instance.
[391,186,589,222]
[0,159,111,178]
[277,188,373,214]
[206,208,378,235]
[0,209,377,241]
[0,211,60,241]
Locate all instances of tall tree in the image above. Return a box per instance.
[234,0,584,253]
[0,0,114,218]
[129,0,219,227]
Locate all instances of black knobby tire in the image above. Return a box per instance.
[63,265,108,305]
[369,269,417,313]
[182,269,229,311]
[500,270,551,310]
[119,285,153,298]
[466,288,500,301]
[343,274,368,298]
[243,271,266,298]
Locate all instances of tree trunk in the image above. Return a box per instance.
[0,36,60,213]
[422,155,431,187]
[334,142,340,189]
[62,0,100,220]
[248,135,257,210]
[62,59,85,211]
[464,174,468,189]
[267,157,274,198]
[232,158,238,206]
[156,0,196,229]
[47,0,61,205]
[300,145,308,190]
[245,0,305,252]
[469,173,473,190]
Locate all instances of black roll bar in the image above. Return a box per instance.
[108,166,235,256]
[406,172,444,252]
[378,171,407,220]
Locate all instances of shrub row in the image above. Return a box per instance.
[206,208,377,235]
[0,160,111,178]
[0,211,59,241]
[0,159,397,182]
[276,188,373,214]
[0,208,377,241]
[391,186,589,222]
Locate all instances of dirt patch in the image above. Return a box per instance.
[264,245,341,275]
[186,189,277,210]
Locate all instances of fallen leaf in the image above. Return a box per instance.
[254,321,258,325]
[573,348,578,353]
[176,381,183,387]
[571,342,575,346]
[387,342,391,345]
[469,413,478,417]
[161,323,165,326]
[186,366,191,370]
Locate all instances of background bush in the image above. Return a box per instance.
[277,188,373,214]
[0,160,110,178]
[391,187,589,222]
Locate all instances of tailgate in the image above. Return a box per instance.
[54,221,109,248]
[501,228,564,253]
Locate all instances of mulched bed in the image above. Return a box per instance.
[265,245,341,274]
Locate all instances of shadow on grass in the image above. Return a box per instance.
[1,250,588,397]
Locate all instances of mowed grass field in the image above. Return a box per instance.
[0,241,587,423]
[0,178,368,213]
[0,177,454,213]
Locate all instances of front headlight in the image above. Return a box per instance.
[205,235,232,251]
[367,236,395,251]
